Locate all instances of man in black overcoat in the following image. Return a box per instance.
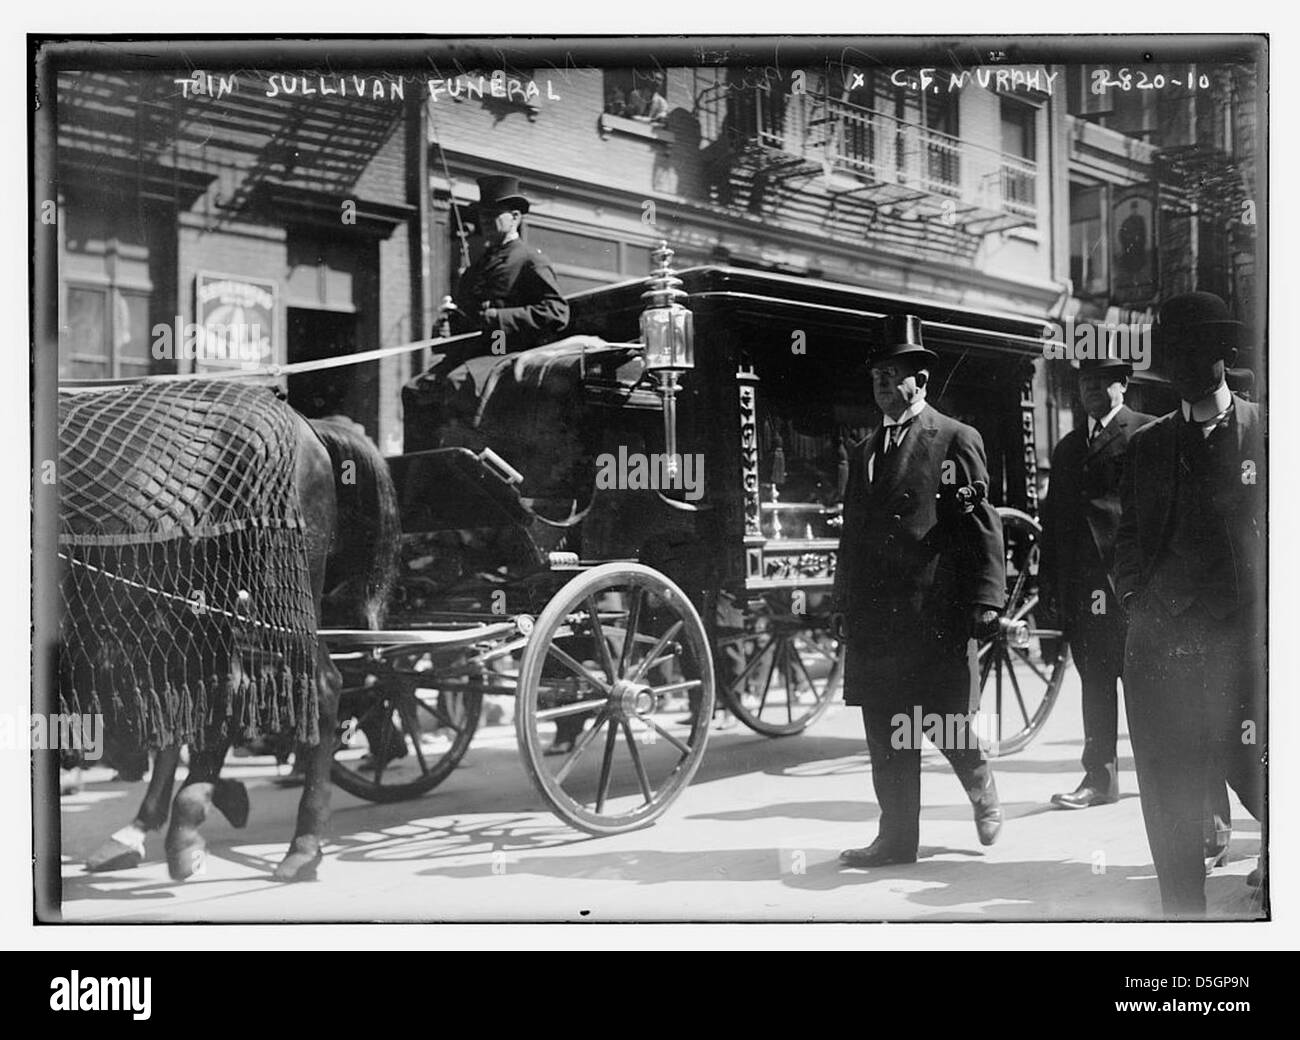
[1115,292,1266,917]
[402,175,571,453]
[831,315,1006,867]
[441,174,569,350]
[1040,353,1155,809]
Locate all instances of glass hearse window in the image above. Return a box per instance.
[743,320,1031,541]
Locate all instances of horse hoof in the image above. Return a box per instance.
[212,779,250,828]
[86,838,144,873]
[165,835,207,881]
[272,849,322,883]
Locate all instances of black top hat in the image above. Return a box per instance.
[1152,291,1241,356]
[474,175,531,214]
[868,314,939,370]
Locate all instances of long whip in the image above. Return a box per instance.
[429,106,472,276]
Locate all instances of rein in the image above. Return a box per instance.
[57,331,482,391]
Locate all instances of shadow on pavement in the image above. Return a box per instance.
[412,843,1262,921]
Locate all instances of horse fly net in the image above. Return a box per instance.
[57,381,320,753]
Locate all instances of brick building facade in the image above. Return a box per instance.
[55,69,429,452]
[53,52,1262,460]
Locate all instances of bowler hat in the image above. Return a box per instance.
[868,314,939,370]
[474,175,531,214]
[1151,291,1241,356]
[1077,328,1134,378]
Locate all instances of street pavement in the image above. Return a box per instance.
[57,667,1265,923]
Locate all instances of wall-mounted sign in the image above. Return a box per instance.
[193,271,278,372]
[1111,186,1158,306]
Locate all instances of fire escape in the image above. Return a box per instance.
[695,82,1039,262]
[1150,64,1257,321]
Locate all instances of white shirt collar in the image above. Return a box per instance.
[1089,401,1124,438]
[882,394,927,427]
[1181,382,1232,423]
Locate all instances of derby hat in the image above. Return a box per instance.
[868,314,939,370]
[1077,330,1134,379]
[474,174,531,214]
[1151,291,1241,357]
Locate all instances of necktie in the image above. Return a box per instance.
[1200,409,1230,439]
[883,420,911,456]
[1088,421,1102,444]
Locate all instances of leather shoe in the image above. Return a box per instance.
[969,775,1003,846]
[1051,783,1118,810]
[839,840,917,869]
[974,803,1003,846]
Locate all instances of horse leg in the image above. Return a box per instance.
[273,642,339,882]
[85,745,182,872]
[164,739,230,881]
[211,754,250,829]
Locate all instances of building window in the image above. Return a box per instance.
[603,69,668,123]
[921,89,960,194]
[1000,99,1038,217]
[1066,66,1114,119]
[826,66,878,176]
[1070,183,1109,299]
[1066,65,1160,142]
[59,284,153,379]
[59,198,156,379]
[525,224,669,295]
[1108,88,1158,142]
[1001,99,1037,163]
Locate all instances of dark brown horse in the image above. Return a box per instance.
[71,397,399,882]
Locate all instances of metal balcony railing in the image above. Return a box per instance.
[701,84,1038,226]
[999,156,1038,218]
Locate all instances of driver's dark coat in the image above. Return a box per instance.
[832,403,1005,706]
[446,237,569,350]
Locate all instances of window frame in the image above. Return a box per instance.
[58,198,156,379]
[520,218,667,294]
[60,280,156,379]
[1069,181,1111,301]
[1000,96,1038,163]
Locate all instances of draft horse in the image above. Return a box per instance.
[61,385,398,882]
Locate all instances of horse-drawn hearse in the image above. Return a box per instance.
[320,245,1070,833]
[58,244,1071,880]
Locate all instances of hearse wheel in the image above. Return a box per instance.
[976,507,1071,757]
[715,589,843,737]
[515,563,715,835]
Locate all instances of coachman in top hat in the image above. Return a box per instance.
[1115,292,1266,916]
[440,175,570,349]
[403,175,571,453]
[832,315,1006,867]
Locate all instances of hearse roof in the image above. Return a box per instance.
[566,265,1051,358]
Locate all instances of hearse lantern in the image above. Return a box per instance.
[639,242,695,476]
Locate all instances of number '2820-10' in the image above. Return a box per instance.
[1091,68,1212,94]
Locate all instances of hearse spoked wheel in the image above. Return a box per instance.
[331,651,483,803]
[976,507,1071,757]
[515,563,715,835]
[715,589,843,737]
